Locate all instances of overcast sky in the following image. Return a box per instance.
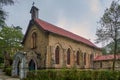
[3,0,114,47]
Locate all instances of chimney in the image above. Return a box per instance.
[30,5,39,19]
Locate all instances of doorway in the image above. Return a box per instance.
[17,60,21,76]
[28,59,36,71]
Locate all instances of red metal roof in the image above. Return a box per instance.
[35,19,98,48]
[94,54,120,61]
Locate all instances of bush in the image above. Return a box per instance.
[0,63,4,69]
[23,69,120,80]
[4,67,12,76]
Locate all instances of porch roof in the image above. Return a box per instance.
[94,54,120,61]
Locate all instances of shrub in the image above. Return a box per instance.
[23,69,120,80]
[4,67,12,76]
[0,63,4,69]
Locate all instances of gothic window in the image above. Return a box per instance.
[67,48,70,65]
[90,54,93,67]
[31,32,37,48]
[76,51,80,65]
[55,46,60,64]
[84,53,86,65]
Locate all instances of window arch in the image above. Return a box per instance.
[31,32,37,48]
[55,46,60,64]
[67,48,70,65]
[76,51,80,65]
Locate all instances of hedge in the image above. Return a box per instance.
[23,69,120,80]
[0,63,4,69]
[4,67,12,76]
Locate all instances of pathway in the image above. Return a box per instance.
[0,69,20,80]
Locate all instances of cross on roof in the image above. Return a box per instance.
[32,2,35,6]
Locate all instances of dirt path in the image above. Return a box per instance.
[0,69,20,80]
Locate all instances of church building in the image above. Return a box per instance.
[12,6,102,79]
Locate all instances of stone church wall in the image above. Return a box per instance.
[94,60,120,70]
[23,24,101,69]
[46,33,101,69]
[23,25,48,68]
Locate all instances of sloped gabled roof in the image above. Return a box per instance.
[94,54,120,61]
[34,18,98,48]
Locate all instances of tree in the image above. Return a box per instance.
[0,26,23,55]
[96,1,120,70]
[0,0,14,5]
[0,0,15,27]
[102,39,120,54]
[0,26,23,66]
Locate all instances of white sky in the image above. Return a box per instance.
[3,0,114,47]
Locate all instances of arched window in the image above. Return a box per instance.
[84,53,86,65]
[90,54,93,67]
[31,32,37,48]
[67,48,70,65]
[55,46,59,64]
[76,51,80,65]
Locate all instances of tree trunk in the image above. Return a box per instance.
[112,37,117,71]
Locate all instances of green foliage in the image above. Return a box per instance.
[96,0,120,70]
[0,0,14,5]
[23,69,120,80]
[0,0,15,27]
[0,55,4,63]
[4,67,12,76]
[96,1,120,43]
[0,63,4,69]
[0,8,6,27]
[102,48,107,55]
[0,26,23,57]
[103,39,120,54]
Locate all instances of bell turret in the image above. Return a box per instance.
[30,3,39,19]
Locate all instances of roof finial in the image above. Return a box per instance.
[32,2,35,6]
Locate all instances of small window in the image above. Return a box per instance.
[55,46,59,64]
[76,51,80,65]
[67,48,70,65]
[31,32,37,48]
[100,62,102,68]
